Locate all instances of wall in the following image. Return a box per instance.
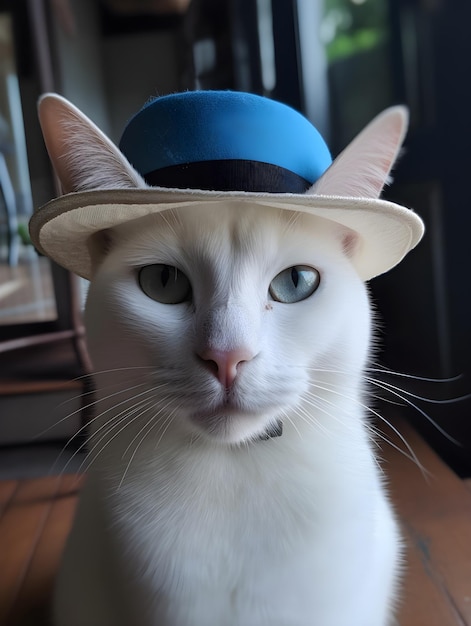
[50,0,181,142]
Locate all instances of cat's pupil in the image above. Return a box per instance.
[161,265,170,288]
[291,267,299,288]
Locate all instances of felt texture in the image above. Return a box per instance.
[119,91,332,183]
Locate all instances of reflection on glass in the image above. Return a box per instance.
[0,12,57,324]
[321,0,393,151]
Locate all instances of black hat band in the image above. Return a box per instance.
[144,160,312,194]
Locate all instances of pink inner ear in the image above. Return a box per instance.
[342,231,358,258]
[307,107,408,200]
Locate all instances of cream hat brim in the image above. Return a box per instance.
[29,187,424,281]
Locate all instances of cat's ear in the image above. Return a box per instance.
[308,106,408,198]
[38,93,148,194]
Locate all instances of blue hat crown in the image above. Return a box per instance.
[119,91,332,194]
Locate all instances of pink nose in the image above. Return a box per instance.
[199,348,254,388]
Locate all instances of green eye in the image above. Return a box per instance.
[269,266,320,303]
[139,264,191,304]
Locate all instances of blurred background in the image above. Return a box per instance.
[0,0,469,475]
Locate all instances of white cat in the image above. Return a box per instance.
[34,93,423,626]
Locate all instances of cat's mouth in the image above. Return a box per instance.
[189,396,282,444]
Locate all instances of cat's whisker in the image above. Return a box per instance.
[307,366,462,448]
[364,423,391,478]
[53,366,157,408]
[59,396,157,478]
[52,383,163,468]
[303,365,354,375]
[302,390,352,430]
[303,363,462,387]
[371,414,430,480]
[367,376,471,406]
[365,377,463,446]
[78,401,157,477]
[47,385,160,477]
[304,363,466,395]
[304,368,463,446]
[121,396,176,459]
[280,409,302,440]
[117,414,162,490]
[305,377,399,407]
[118,401,183,490]
[366,365,463,384]
[72,365,157,382]
[153,402,184,450]
[303,383,427,473]
[33,379,154,442]
[294,400,334,437]
[56,370,152,408]
[297,402,398,478]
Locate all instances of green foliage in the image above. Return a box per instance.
[322,0,388,62]
[18,222,31,246]
[326,28,385,62]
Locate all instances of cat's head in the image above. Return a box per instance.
[30,92,424,445]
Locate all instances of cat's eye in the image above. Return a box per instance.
[269,266,320,303]
[139,264,191,304]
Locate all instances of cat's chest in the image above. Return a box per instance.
[115,447,317,535]
[105,435,376,573]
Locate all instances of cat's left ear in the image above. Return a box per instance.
[37,93,148,194]
[308,107,408,199]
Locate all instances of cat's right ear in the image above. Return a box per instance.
[308,107,408,199]
[38,93,148,194]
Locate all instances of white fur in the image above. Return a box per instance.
[53,206,401,626]
[37,95,408,625]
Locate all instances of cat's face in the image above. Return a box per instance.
[85,203,371,444]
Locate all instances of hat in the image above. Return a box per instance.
[30,91,424,280]
[119,91,332,192]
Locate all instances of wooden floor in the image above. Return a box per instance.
[384,420,471,626]
[0,420,470,626]
[0,475,85,626]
